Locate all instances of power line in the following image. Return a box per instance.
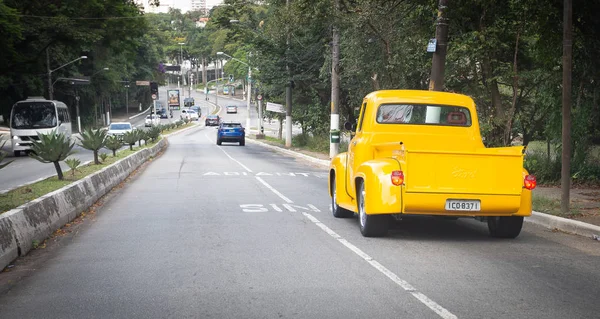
[0,13,147,20]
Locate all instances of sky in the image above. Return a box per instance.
[171,0,223,12]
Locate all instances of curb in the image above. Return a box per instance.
[128,105,152,120]
[245,138,330,168]
[246,138,600,239]
[0,138,167,270]
[527,211,600,239]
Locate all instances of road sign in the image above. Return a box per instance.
[151,94,157,100]
[136,81,150,86]
[427,39,437,53]
[257,95,263,100]
[266,102,285,113]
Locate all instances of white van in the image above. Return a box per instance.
[10,97,72,156]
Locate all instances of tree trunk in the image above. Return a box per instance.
[112,149,116,157]
[371,73,380,91]
[503,27,522,145]
[93,151,99,165]
[54,161,64,180]
[130,144,133,151]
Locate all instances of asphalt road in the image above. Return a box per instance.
[0,117,599,318]
[0,85,197,193]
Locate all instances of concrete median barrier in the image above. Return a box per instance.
[0,138,167,270]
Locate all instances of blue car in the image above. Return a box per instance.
[217,122,245,146]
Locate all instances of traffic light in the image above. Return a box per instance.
[150,82,158,95]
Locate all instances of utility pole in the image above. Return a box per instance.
[561,0,573,214]
[428,0,449,92]
[330,0,341,158]
[75,88,81,133]
[247,65,252,130]
[47,48,53,100]
[215,59,219,107]
[125,83,130,118]
[285,0,292,148]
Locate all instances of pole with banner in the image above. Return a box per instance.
[257,94,264,138]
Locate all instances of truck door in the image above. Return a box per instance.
[346,101,367,199]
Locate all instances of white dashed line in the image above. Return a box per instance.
[300,211,457,319]
[204,132,457,319]
[205,132,253,173]
[255,177,293,203]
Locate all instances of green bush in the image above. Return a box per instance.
[29,130,76,180]
[105,136,122,156]
[99,153,109,163]
[524,150,600,186]
[65,158,82,178]
[148,126,161,141]
[122,131,137,151]
[79,128,107,165]
[0,135,13,170]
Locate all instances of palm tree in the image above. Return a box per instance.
[123,131,137,151]
[79,128,107,164]
[29,130,75,180]
[0,135,14,170]
[105,135,122,157]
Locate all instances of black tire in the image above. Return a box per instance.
[14,151,21,157]
[357,181,389,237]
[487,216,524,238]
[216,139,222,146]
[240,138,245,146]
[331,175,354,218]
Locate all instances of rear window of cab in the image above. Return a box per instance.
[376,104,472,127]
[221,123,242,128]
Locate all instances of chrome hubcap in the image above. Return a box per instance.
[332,180,337,210]
[359,188,366,228]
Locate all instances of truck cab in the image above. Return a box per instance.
[329,90,536,238]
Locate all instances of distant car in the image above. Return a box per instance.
[145,114,160,127]
[158,108,169,119]
[205,115,220,126]
[107,122,133,140]
[180,108,199,121]
[191,105,202,117]
[184,97,195,108]
[226,105,238,114]
[217,122,245,146]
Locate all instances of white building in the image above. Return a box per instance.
[135,0,173,14]
[191,0,206,13]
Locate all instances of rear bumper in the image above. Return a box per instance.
[218,134,244,142]
[402,192,529,216]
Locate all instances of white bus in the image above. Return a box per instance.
[10,97,72,157]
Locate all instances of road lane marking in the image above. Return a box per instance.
[301,211,457,319]
[255,177,293,203]
[211,132,456,318]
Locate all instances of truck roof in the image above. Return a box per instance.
[364,90,476,112]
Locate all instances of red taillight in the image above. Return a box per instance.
[391,170,404,186]
[524,174,536,190]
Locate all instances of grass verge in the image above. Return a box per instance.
[532,193,582,218]
[0,136,167,215]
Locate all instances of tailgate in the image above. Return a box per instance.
[405,149,523,196]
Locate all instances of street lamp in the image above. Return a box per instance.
[47,54,88,100]
[178,42,186,89]
[217,51,252,131]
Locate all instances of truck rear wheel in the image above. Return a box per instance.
[357,182,389,237]
[487,216,523,238]
[331,175,353,218]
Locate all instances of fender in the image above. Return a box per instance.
[355,158,402,215]
[329,152,355,211]
[514,168,533,217]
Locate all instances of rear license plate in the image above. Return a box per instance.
[445,199,481,211]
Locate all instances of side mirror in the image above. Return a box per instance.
[344,121,354,131]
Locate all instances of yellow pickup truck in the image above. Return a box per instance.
[329,90,536,238]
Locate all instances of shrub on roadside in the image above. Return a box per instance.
[123,131,137,151]
[99,153,109,163]
[65,158,81,178]
[148,126,161,141]
[105,136,122,157]
[0,135,13,170]
[79,128,107,165]
[29,130,75,180]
